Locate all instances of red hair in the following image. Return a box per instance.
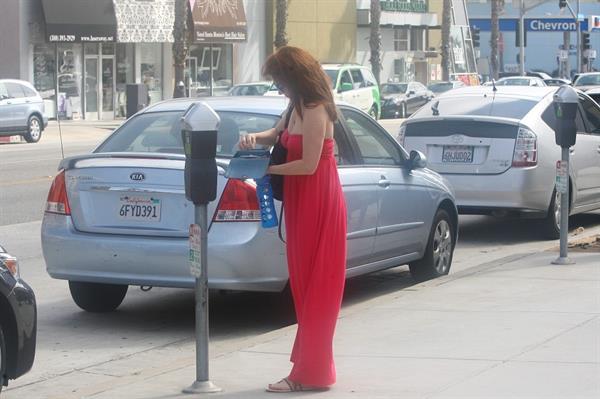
[262,46,337,122]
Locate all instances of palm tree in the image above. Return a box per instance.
[274,0,288,49]
[441,0,452,81]
[172,0,189,98]
[490,0,504,80]
[369,0,382,85]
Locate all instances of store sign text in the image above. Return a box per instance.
[381,0,428,13]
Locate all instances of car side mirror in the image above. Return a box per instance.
[339,82,353,93]
[409,150,427,169]
[408,90,415,96]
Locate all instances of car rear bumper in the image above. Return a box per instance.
[3,277,37,380]
[41,213,289,292]
[442,167,554,216]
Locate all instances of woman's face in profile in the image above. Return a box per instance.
[275,81,290,98]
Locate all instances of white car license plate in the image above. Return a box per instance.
[118,196,161,221]
[442,145,474,163]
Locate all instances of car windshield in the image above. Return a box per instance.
[413,95,538,119]
[381,84,407,94]
[428,82,453,93]
[96,111,279,157]
[574,74,600,86]
[324,69,338,89]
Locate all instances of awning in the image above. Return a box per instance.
[190,0,247,42]
[41,0,117,42]
[113,0,175,43]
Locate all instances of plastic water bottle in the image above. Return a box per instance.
[256,176,278,228]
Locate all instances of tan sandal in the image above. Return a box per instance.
[266,377,328,393]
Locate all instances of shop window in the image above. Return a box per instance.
[410,27,425,51]
[138,43,163,104]
[188,44,233,97]
[116,44,134,117]
[394,28,408,51]
[57,44,83,120]
[33,44,57,117]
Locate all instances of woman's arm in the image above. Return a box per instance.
[239,109,288,148]
[267,105,327,176]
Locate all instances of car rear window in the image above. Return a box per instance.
[96,111,279,157]
[413,95,538,119]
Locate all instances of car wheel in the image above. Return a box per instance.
[24,115,42,143]
[409,209,454,281]
[399,102,407,119]
[368,105,378,120]
[542,189,561,240]
[0,327,6,393]
[69,281,128,312]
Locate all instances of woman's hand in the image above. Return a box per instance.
[238,133,257,149]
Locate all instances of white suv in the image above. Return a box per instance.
[322,64,381,119]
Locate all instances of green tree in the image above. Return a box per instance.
[274,0,289,49]
[369,0,382,85]
[172,0,189,98]
[441,0,452,81]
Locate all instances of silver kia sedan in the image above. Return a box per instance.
[42,97,457,312]
[400,86,600,239]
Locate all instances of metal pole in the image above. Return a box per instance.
[209,45,214,97]
[183,204,221,393]
[576,0,581,73]
[552,147,575,265]
[519,1,525,76]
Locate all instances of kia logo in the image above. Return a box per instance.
[130,172,145,181]
[450,134,464,144]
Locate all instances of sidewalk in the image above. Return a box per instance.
[6,247,599,398]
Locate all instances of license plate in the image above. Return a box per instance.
[118,196,161,221]
[442,145,474,163]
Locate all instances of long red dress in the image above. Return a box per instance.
[281,129,347,387]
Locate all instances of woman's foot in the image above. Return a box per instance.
[266,377,329,393]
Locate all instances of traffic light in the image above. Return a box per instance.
[559,0,568,9]
[471,27,481,48]
[582,32,591,50]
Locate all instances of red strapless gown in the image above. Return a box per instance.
[281,129,347,387]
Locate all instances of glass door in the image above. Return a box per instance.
[101,56,115,120]
[84,56,99,120]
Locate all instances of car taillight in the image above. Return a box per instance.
[397,124,406,146]
[45,170,71,215]
[213,179,261,222]
[512,127,538,167]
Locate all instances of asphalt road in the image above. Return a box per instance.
[2,120,600,398]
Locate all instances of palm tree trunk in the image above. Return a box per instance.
[369,0,382,85]
[441,0,452,81]
[274,0,289,49]
[172,0,188,98]
[490,0,502,80]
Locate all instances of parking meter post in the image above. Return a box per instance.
[181,102,222,394]
[551,86,578,266]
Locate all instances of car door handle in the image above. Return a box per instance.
[378,179,391,188]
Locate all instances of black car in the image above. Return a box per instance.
[380,82,432,119]
[0,245,36,393]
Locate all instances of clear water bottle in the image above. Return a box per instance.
[256,176,278,228]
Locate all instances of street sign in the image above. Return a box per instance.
[556,160,568,194]
[558,50,569,60]
[189,224,202,277]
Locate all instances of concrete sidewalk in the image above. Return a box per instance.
[6,248,599,399]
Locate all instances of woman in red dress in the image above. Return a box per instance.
[239,46,347,393]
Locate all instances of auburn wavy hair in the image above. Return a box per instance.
[262,46,337,122]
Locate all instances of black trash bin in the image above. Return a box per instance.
[126,84,149,119]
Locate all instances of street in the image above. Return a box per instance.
[1,122,600,398]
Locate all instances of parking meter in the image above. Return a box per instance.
[180,101,222,394]
[181,102,220,205]
[553,85,578,148]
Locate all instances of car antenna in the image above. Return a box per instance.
[53,44,65,160]
[431,100,440,116]
[492,79,498,92]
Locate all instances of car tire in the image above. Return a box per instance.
[399,103,407,119]
[542,189,561,240]
[0,327,6,393]
[368,105,378,120]
[23,115,42,143]
[69,281,128,312]
[409,209,454,282]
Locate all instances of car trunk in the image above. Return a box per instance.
[404,118,520,175]
[65,157,227,238]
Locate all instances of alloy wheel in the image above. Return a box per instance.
[29,118,41,141]
[432,219,452,275]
